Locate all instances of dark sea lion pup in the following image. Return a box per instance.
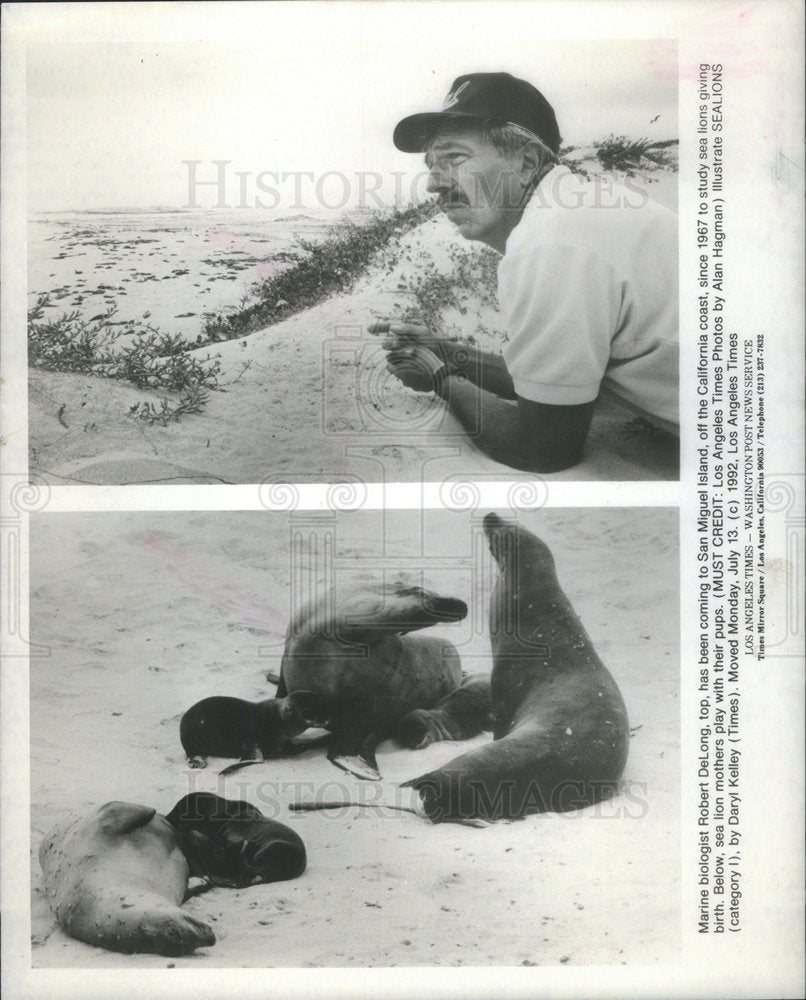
[39,801,216,955]
[395,673,493,750]
[402,513,630,822]
[180,691,327,768]
[277,581,467,780]
[166,792,306,887]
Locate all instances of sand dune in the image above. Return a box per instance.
[29,173,679,485]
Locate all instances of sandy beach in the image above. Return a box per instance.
[30,506,679,968]
[28,163,679,485]
[28,209,330,338]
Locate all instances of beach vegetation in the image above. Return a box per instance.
[199,201,439,342]
[594,135,678,175]
[399,243,500,336]
[28,296,221,421]
[128,386,210,425]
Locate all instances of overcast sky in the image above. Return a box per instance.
[22,2,678,212]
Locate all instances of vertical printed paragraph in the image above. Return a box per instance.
[694,63,767,937]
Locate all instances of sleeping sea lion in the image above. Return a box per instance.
[38,801,215,955]
[166,792,306,887]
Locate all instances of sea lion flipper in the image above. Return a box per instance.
[453,817,492,829]
[330,754,382,781]
[217,759,262,776]
[282,733,332,756]
[143,911,216,956]
[183,882,217,901]
[328,735,382,781]
[98,802,157,836]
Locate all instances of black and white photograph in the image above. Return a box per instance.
[28,506,679,967]
[1,2,804,1000]
[23,10,679,485]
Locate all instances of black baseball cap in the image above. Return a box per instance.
[393,72,561,154]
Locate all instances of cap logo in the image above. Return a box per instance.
[441,80,471,110]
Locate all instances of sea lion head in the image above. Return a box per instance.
[483,512,555,576]
[290,583,468,646]
[253,692,330,751]
[281,690,330,728]
[483,512,519,570]
[396,708,454,749]
[96,801,159,837]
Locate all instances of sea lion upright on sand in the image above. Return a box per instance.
[277,581,467,780]
[401,513,630,822]
[38,801,215,955]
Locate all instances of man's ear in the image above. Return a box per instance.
[517,141,547,188]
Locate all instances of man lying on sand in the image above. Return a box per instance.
[371,72,678,473]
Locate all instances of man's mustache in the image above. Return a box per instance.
[438,191,470,206]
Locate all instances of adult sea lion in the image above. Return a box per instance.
[166,792,306,887]
[180,692,327,768]
[38,801,215,955]
[395,673,493,749]
[402,513,630,821]
[292,514,629,824]
[277,581,467,780]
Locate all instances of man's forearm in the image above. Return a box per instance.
[436,375,591,473]
[450,347,516,400]
[437,376,534,469]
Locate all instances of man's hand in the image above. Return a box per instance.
[385,344,445,393]
[370,317,519,400]
[369,319,471,373]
